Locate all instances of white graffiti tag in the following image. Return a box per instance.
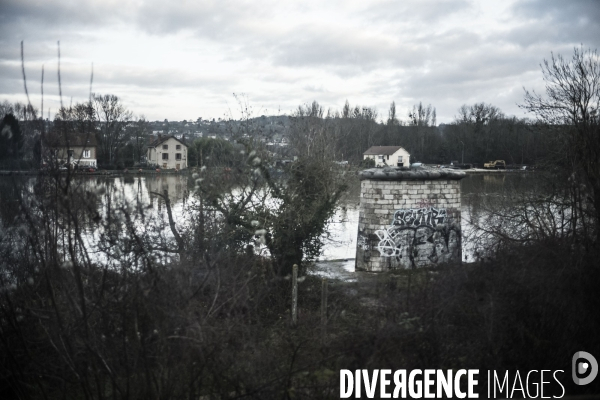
[374,227,401,257]
[392,207,447,227]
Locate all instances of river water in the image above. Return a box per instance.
[0,172,538,275]
[315,172,541,277]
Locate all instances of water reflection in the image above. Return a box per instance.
[0,173,539,274]
[144,174,190,204]
[460,173,549,263]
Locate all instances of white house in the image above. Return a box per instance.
[44,132,98,169]
[147,135,188,170]
[363,146,410,167]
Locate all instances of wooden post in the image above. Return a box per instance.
[291,264,298,327]
[321,278,328,343]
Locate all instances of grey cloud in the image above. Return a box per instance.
[1,0,599,123]
[0,60,97,117]
[2,47,244,92]
[270,26,432,73]
[0,0,268,48]
[513,0,600,21]
[508,0,600,48]
[93,66,241,92]
[0,0,124,32]
[134,0,268,38]
[272,28,386,69]
[0,62,26,96]
[0,0,478,75]
[269,24,488,78]
[302,84,330,93]
[503,23,600,50]
[360,0,472,24]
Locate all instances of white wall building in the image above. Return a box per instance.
[363,146,410,167]
[44,132,98,169]
[147,136,188,170]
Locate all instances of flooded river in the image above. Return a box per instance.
[0,172,538,275]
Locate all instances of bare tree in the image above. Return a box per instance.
[93,94,132,166]
[408,102,435,127]
[288,101,337,160]
[0,101,36,121]
[342,99,351,118]
[452,103,504,162]
[130,116,150,163]
[387,101,399,127]
[521,46,600,243]
[408,102,436,160]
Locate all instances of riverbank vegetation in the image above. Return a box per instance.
[1,175,598,398]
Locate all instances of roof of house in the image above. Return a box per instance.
[363,146,409,156]
[44,132,97,148]
[147,135,188,148]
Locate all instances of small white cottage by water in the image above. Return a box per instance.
[363,146,411,167]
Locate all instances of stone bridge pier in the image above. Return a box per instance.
[356,167,467,272]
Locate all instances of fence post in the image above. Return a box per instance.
[292,264,298,327]
[321,278,328,343]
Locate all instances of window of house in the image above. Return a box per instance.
[387,155,390,160]
[378,155,384,160]
[83,150,91,158]
[68,150,74,158]
[162,153,169,160]
[398,156,403,163]
[163,144,168,150]
[176,145,181,150]
[176,153,182,160]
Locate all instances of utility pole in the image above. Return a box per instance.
[292,264,298,327]
[321,278,328,344]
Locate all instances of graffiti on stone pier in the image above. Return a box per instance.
[392,206,447,228]
[375,206,460,268]
[416,198,437,209]
[357,233,369,251]
[357,230,379,262]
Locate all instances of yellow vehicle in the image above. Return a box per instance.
[484,160,506,169]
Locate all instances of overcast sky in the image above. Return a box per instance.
[1,0,599,123]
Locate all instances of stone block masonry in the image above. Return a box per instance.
[356,167,467,272]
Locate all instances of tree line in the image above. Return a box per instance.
[0,95,150,169]
[0,96,561,171]
[286,99,556,167]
